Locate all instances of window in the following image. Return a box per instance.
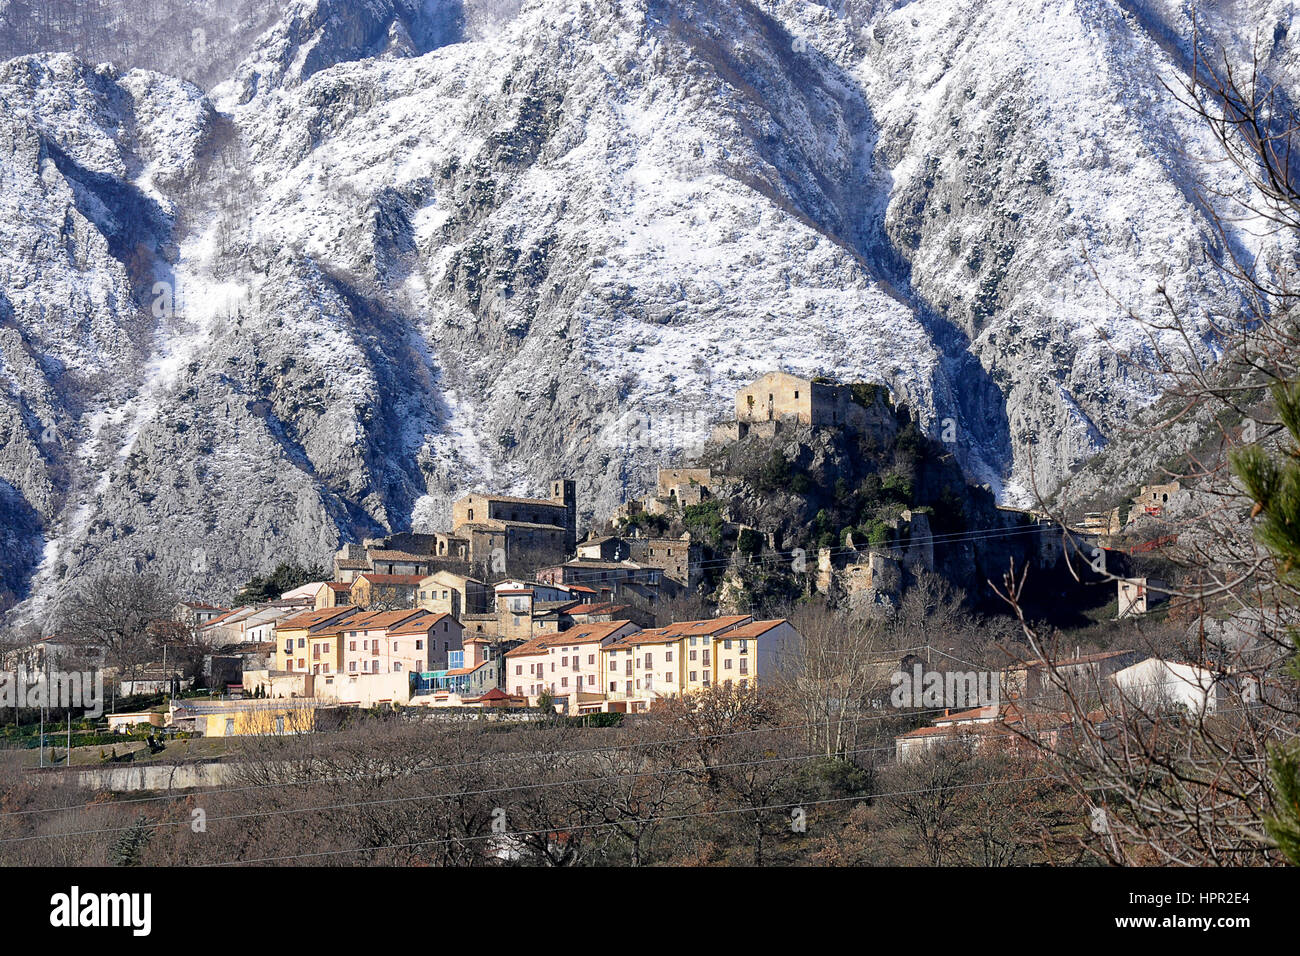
[587,675,595,685]
[689,671,697,682]
[587,654,595,665]
[515,665,523,675]
[665,650,673,662]
[349,641,356,651]
[610,682,617,692]
[724,658,732,670]
[275,716,285,734]
[665,672,673,683]
[724,640,732,649]
[703,671,710,685]
[416,640,423,650]
[224,718,235,736]
[349,661,356,672]
[689,650,697,661]
[297,638,305,648]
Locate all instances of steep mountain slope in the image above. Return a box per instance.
[0,0,1291,622]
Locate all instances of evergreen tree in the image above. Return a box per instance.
[110,815,154,867]
[1230,379,1300,865]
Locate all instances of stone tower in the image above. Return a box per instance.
[551,478,577,552]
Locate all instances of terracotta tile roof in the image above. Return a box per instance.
[506,620,636,657]
[326,582,353,592]
[200,609,245,629]
[366,549,437,561]
[606,629,682,648]
[468,687,524,703]
[355,574,425,586]
[932,705,1001,725]
[649,616,752,638]
[567,603,630,617]
[335,558,371,570]
[276,607,357,631]
[722,619,787,639]
[389,613,456,636]
[313,610,424,635]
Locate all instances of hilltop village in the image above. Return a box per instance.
[6,372,1198,742]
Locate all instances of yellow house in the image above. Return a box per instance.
[273,607,359,673]
[600,630,686,713]
[598,616,797,709]
[191,700,319,737]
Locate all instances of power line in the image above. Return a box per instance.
[211,773,1061,866]
[1,689,1030,820]
[0,740,910,846]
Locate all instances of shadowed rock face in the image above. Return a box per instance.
[0,0,1290,622]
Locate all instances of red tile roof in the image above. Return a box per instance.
[276,607,357,631]
[356,574,425,586]
[722,619,787,639]
[506,620,636,657]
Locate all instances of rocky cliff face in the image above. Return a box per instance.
[0,0,1292,622]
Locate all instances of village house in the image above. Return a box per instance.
[1,635,105,680]
[563,601,655,629]
[170,698,321,737]
[625,534,702,588]
[174,601,228,628]
[350,573,424,610]
[1110,657,1225,716]
[1000,648,1147,702]
[598,616,799,713]
[330,609,463,678]
[535,559,662,591]
[106,711,164,734]
[331,533,474,584]
[893,702,1074,762]
[418,570,489,618]
[506,620,640,708]
[1117,577,1169,618]
[200,599,314,648]
[273,607,361,674]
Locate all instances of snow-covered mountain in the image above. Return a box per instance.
[0,0,1290,621]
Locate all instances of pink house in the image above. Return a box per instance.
[505,620,640,705]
